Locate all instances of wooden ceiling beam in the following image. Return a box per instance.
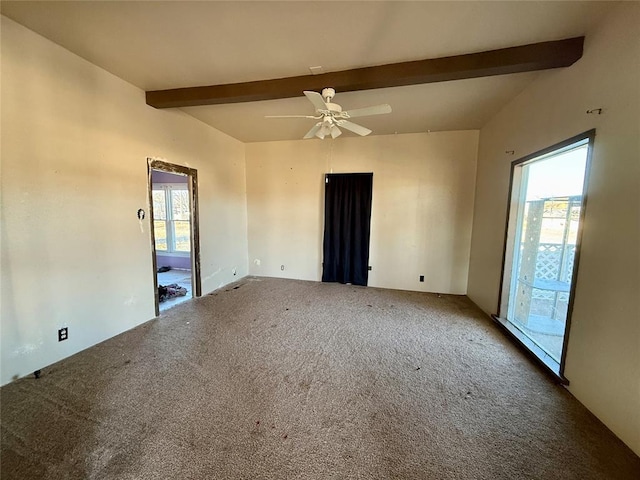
[146,37,584,109]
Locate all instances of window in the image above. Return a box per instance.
[497,131,594,379]
[152,184,191,253]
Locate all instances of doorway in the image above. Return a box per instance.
[147,159,201,315]
[496,130,594,379]
[322,173,373,286]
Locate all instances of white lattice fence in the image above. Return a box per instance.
[535,243,575,282]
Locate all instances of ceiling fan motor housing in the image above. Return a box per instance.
[321,87,336,101]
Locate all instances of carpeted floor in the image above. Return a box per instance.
[1,277,639,479]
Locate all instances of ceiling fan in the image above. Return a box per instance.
[266,88,392,139]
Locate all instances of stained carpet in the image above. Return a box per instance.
[1,277,639,479]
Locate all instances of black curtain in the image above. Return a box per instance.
[322,173,373,286]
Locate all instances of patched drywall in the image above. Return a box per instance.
[0,17,249,386]
[246,131,478,294]
[467,3,640,455]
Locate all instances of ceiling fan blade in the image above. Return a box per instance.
[330,125,342,139]
[304,91,328,112]
[337,120,372,136]
[342,104,392,118]
[265,115,320,119]
[303,122,323,139]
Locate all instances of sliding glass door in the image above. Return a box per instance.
[497,131,594,378]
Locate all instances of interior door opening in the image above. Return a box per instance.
[147,159,200,315]
[496,130,594,379]
[322,173,373,286]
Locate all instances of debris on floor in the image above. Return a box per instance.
[159,283,187,302]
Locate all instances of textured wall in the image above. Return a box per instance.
[467,3,640,455]
[0,17,249,385]
[246,131,479,294]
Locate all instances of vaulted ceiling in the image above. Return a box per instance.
[1,1,615,142]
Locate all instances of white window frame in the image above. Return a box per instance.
[152,183,191,255]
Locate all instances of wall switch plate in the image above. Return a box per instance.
[368,266,372,271]
[419,275,425,282]
[58,327,68,342]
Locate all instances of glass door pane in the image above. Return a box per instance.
[502,139,590,373]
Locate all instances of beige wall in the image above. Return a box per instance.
[0,17,249,386]
[4,2,637,459]
[246,131,478,294]
[467,3,640,455]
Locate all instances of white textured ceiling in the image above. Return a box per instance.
[1,1,616,142]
